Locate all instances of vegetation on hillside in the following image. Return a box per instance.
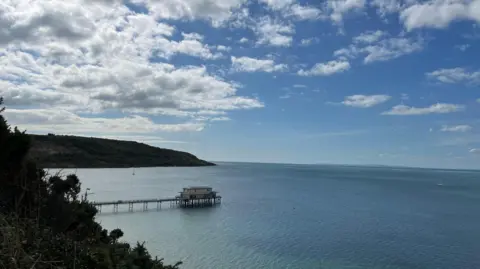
[0,97,181,269]
[29,133,215,168]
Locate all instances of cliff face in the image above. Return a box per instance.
[29,134,215,168]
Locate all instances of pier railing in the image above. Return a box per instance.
[91,196,221,213]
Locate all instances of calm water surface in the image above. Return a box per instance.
[56,163,480,269]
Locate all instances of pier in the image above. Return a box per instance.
[91,186,221,213]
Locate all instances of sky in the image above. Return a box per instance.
[1,0,480,169]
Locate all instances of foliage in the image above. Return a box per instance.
[0,98,182,269]
[29,134,215,168]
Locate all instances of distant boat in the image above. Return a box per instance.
[132,167,135,176]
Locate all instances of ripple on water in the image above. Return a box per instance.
[75,164,480,269]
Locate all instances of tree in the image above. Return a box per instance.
[0,97,181,269]
[109,228,124,243]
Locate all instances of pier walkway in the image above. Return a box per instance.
[92,196,221,213]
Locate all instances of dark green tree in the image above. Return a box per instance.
[0,97,181,269]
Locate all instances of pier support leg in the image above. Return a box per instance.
[157,201,161,211]
[128,203,133,212]
[113,204,118,213]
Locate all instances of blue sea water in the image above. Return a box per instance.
[57,163,480,269]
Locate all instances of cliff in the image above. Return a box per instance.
[29,134,215,168]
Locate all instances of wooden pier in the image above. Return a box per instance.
[92,196,221,213]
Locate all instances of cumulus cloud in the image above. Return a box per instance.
[169,38,223,59]
[138,0,248,26]
[327,0,366,23]
[400,0,480,31]
[286,4,323,20]
[210,116,231,121]
[354,30,386,43]
[0,0,98,45]
[335,35,424,63]
[181,32,204,41]
[426,67,480,84]
[298,60,350,76]
[259,0,295,10]
[216,45,231,51]
[231,56,287,72]
[4,108,205,133]
[364,37,423,63]
[255,17,295,47]
[0,0,263,136]
[441,125,472,132]
[342,95,391,108]
[259,0,322,20]
[382,103,465,115]
[299,37,320,46]
[371,0,402,17]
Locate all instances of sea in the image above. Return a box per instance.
[55,162,480,269]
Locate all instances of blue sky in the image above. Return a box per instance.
[1,0,480,169]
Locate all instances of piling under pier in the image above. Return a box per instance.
[92,196,221,213]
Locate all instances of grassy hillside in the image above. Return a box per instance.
[29,134,215,168]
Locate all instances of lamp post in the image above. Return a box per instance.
[83,188,94,202]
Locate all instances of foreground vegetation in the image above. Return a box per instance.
[0,98,181,269]
[29,134,215,168]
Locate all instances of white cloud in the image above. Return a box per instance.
[96,135,188,144]
[298,60,350,76]
[371,0,402,17]
[210,116,231,121]
[328,0,366,23]
[335,35,424,63]
[255,17,294,47]
[441,125,472,132]
[216,45,231,51]
[259,0,322,21]
[286,4,323,20]
[400,0,480,31]
[0,0,99,45]
[342,95,391,108]
[470,148,480,154]
[382,103,465,115]
[426,67,480,84]
[259,0,295,10]
[300,37,320,46]
[239,37,249,43]
[455,44,470,51]
[354,30,386,43]
[363,37,423,63]
[4,108,205,133]
[333,46,360,59]
[231,56,287,72]
[181,32,204,41]
[293,84,307,88]
[170,39,223,59]
[0,0,264,135]
[137,0,248,26]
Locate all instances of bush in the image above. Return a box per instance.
[0,97,181,269]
